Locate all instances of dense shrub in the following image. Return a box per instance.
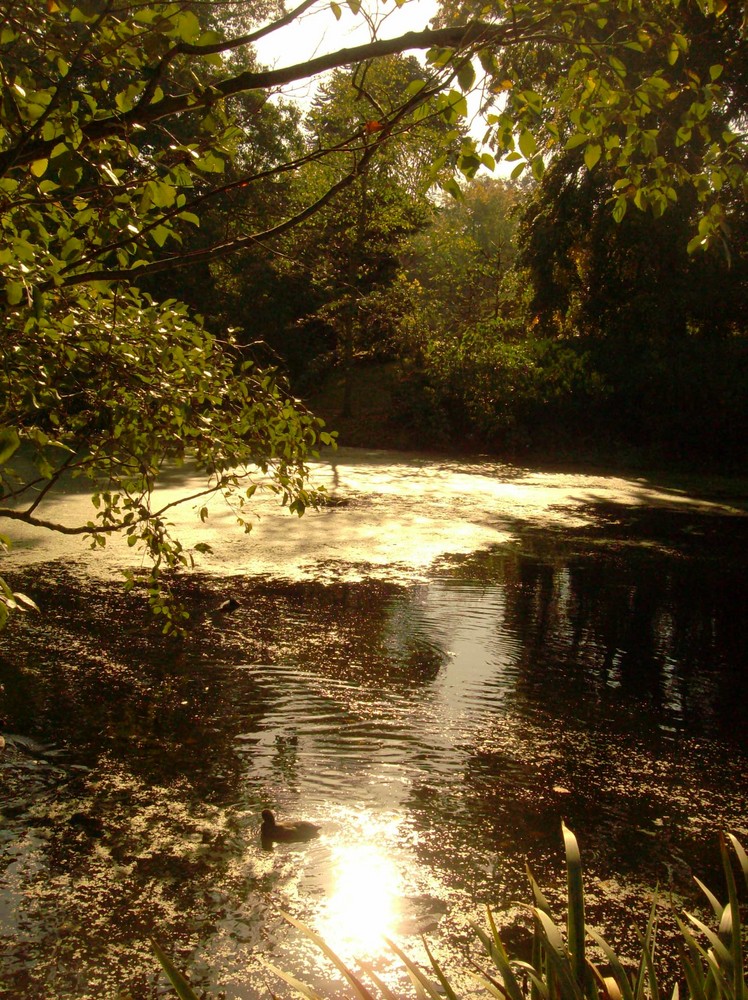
[393,329,608,455]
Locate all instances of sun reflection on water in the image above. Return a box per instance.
[316,841,402,959]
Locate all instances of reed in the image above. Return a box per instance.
[154,828,747,1000]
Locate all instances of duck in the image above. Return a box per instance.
[216,597,240,614]
[260,809,321,844]
[68,812,105,839]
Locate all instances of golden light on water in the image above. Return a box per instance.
[316,842,402,958]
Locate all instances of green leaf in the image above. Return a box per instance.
[100,163,121,185]
[6,281,24,306]
[518,129,537,159]
[584,144,602,170]
[0,428,20,465]
[170,10,201,43]
[150,225,171,247]
[457,61,476,92]
[146,180,177,208]
[565,133,588,150]
[330,1,342,18]
[31,158,48,177]
[448,91,468,119]
[520,89,543,114]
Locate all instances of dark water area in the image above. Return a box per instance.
[1,453,747,999]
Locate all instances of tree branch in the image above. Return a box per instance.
[0,19,525,173]
[0,480,236,536]
[56,80,446,288]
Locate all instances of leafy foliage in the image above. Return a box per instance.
[403,178,525,337]
[393,330,607,453]
[1,285,330,630]
[275,55,467,412]
[460,0,747,250]
[0,1,335,627]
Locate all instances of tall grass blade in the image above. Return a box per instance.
[280,911,378,1000]
[358,961,402,1000]
[151,940,201,1000]
[678,942,708,1000]
[676,913,720,1000]
[472,925,524,1000]
[634,922,661,1000]
[721,835,746,1000]
[703,949,732,998]
[527,866,554,1000]
[534,908,568,959]
[587,959,623,1000]
[722,833,740,906]
[406,967,430,1000]
[726,835,748,887]
[527,863,554,916]
[468,970,514,1000]
[385,937,447,1000]
[694,877,725,920]
[473,908,526,1000]
[421,936,461,1000]
[602,974,624,1000]
[562,824,587,994]
[533,908,584,1000]
[680,909,727,1000]
[586,926,635,1000]
[687,913,734,965]
[718,904,734,953]
[511,960,552,1000]
[633,895,659,1000]
[262,959,326,1000]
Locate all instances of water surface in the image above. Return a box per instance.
[1,449,747,999]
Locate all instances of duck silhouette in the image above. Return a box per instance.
[260,809,321,845]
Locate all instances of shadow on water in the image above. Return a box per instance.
[1,464,747,998]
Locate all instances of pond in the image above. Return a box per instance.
[1,448,747,999]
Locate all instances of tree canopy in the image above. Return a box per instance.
[1,0,745,627]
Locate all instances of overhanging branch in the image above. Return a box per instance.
[0,18,531,173]
[56,80,447,288]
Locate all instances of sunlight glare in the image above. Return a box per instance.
[317,842,401,958]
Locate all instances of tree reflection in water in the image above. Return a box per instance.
[1,501,747,998]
